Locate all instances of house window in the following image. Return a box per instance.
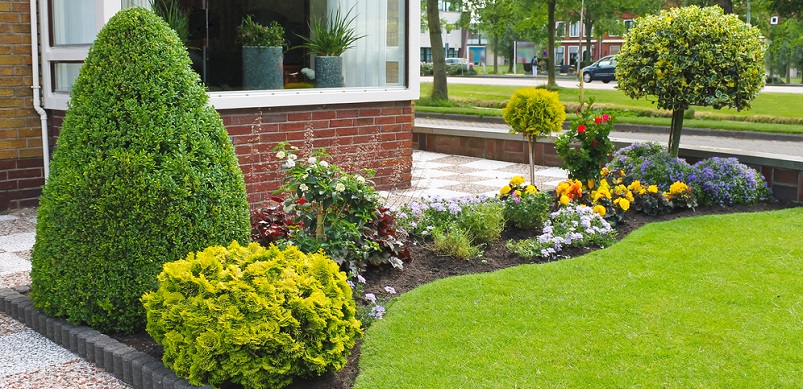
[40,0,419,110]
[554,46,565,66]
[569,21,579,38]
[420,47,432,62]
[555,21,565,38]
[624,19,635,35]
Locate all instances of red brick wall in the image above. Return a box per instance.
[221,102,413,208]
[0,0,44,210]
[48,101,414,210]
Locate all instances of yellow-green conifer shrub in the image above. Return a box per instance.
[30,8,250,334]
[502,88,566,139]
[142,242,362,389]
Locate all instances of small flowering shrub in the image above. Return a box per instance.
[348,275,396,328]
[507,204,617,259]
[555,103,616,183]
[142,242,362,389]
[270,143,410,274]
[687,157,772,206]
[499,176,551,230]
[607,142,692,191]
[397,195,503,259]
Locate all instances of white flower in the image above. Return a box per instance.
[290,146,299,150]
[288,153,298,160]
[284,159,296,168]
[299,184,308,191]
[335,183,346,192]
[364,293,377,303]
[275,151,286,159]
[356,175,365,184]
[320,161,329,168]
[384,286,397,294]
[357,274,366,284]
[308,156,317,164]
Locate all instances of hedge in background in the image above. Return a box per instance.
[142,242,362,389]
[30,7,250,334]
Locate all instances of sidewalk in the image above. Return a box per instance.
[415,116,803,159]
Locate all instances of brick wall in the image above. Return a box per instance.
[49,100,414,210]
[0,0,44,210]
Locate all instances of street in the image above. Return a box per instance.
[420,76,803,94]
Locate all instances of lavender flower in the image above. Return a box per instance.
[364,293,377,303]
[384,286,397,294]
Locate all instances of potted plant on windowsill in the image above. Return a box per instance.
[238,15,285,90]
[294,7,364,88]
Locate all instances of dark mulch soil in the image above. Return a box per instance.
[111,201,799,389]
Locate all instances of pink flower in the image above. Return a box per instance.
[602,114,610,122]
[577,125,586,133]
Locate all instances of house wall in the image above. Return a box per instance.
[0,0,45,210]
[47,101,414,210]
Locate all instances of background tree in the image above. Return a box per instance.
[766,19,803,84]
[425,0,449,100]
[29,8,250,334]
[461,0,515,74]
[616,6,765,157]
[769,0,803,19]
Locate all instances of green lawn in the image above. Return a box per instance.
[418,83,803,134]
[354,208,803,388]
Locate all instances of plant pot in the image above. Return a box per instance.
[242,46,283,90]
[314,56,344,88]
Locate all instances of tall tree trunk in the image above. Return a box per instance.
[584,19,594,65]
[427,0,448,100]
[547,0,556,86]
[668,109,685,158]
[493,33,499,74]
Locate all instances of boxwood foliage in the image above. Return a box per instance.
[502,88,566,140]
[142,242,362,389]
[29,7,250,334]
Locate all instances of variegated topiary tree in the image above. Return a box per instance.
[502,88,566,185]
[616,6,765,157]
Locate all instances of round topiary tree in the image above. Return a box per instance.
[142,242,362,389]
[502,87,566,185]
[30,7,250,334]
[615,5,765,157]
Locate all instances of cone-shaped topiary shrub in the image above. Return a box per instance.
[142,242,362,389]
[30,7,250,334]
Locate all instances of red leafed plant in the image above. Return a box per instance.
[250,196,295,246]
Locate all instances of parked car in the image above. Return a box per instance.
[581,55,617,83]
[445,57,474,70]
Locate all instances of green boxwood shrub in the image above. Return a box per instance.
[29,7,250,334]
[502,88,566,140]
[142,242,362,389]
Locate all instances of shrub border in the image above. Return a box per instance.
[0,286,210,389]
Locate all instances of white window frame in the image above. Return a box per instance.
[569,21,579,38]
[40,0,420,111]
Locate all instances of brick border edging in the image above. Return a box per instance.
[0,286,211,389]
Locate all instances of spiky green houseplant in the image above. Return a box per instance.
[502,87,566,185]
[30,7,250,334]
[615,6,765,157]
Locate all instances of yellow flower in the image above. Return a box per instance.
[559,195,570,206]
[619,198,631,211]
[626,191,635,202]
[514,190,521,197]
[627,180,642,192]
[525,185,537,195]
[556,181,570,196]
[510,176,526,186]
[593,204,607,216]
[670,181,689,195]
[615,184,628,194]
[600,167,610,177]
[587,179,595,189]
[500,185,512,195]
[648,185,658,194]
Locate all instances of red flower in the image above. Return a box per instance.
[594,117,602,124]
[577,125,586,133]
[297,198,308,205]
[593,139,597,147]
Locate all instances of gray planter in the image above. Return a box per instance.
[242,46,283,90]
[314,56,344,88]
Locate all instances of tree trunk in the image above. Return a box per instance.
[427,0,448,100]
[493,33,499,74]
[547,1,556,87]
[528,137,535,186]
[668,109,685,158]
[717,0,733,14]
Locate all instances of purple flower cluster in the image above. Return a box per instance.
[608,142,692,191]
[507,204,616,259]
[399,194,494,236]
[687,157,772,206]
